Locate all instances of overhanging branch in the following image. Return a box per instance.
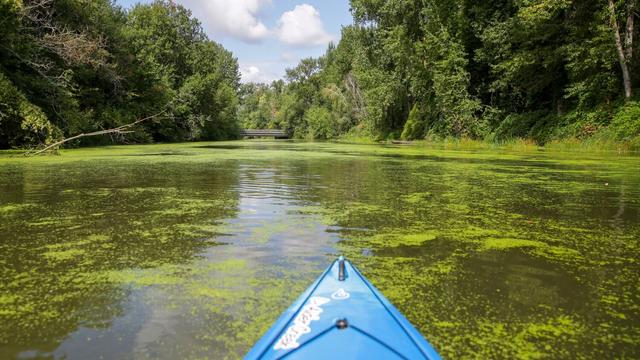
[25,109,168,156]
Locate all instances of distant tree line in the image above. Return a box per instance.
[239,0,640,145]
[0,0,240,149]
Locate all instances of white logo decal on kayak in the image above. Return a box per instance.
[273,296,330,351]
[331,288,350,300]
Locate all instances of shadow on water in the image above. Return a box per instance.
[123,152,193,157]
[378,237,587,318]
[194,142,631,173]
[460,248,587,316]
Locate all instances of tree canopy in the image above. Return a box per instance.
[1,0,638,149]
[0,0,240,149]
[238,0,639,145]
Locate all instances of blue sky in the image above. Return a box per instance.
[116,0,352,83]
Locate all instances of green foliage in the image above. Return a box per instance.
[237,83,279,130]
[610,101,640,140]
[123,0,239,141]
[239,0,639,145]
[401,104,424,140]
[0,72,60,148]
[2,0,638,148]
[0,0,20,40]
[422,30,484,137]
[562,7,619,109]
[494,111,557,143]
[0,0,239,149]
[304,106,335,139]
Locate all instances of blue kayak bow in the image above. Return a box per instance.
[245,256,442,359]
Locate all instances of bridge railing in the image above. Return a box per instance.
[239,129,288,138]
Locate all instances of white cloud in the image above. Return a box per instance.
[180,0,271,42]
[280,51,296,62]
[241,66,261,82]
[276,4,332,47]
[240,65,278,83]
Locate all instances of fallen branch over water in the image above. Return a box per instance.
[25,110,167,156]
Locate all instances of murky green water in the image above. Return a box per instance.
[0,141,638,359]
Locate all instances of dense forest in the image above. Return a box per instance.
[239,0,640,146]
[0,0,239,149]
[1,0,639,150]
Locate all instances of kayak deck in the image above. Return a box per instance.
[245,257,441,359]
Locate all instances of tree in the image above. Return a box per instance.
[0,0,240,149]
[608,0,636,99]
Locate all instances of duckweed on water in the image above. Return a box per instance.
[42,248,86,262]
[0,140,639,358]
[481,237,545,250]
[356,230,439,248]
[401,191,433,204]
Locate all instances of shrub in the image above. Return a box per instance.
[610,101,640,141]
[0,72,61,148]
[401,104,425,140]
[304,106,335,140]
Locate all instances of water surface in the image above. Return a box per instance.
[0,141,638,359]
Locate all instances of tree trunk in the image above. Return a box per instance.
[609,0,634,99]
[624,0,635,62]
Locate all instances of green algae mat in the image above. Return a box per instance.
[0,141,639,359]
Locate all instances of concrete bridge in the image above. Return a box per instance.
[240,129,289,139]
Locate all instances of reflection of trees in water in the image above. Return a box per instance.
[0,160,241,357]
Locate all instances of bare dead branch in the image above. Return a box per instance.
[344,72,365,115]
[11,0,120,87]
[25,109,169,156]
[0,45,73,88]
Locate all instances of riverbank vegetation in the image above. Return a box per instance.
[0,0,240,149]
[1,0,639,151]
[239,0,640,149]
